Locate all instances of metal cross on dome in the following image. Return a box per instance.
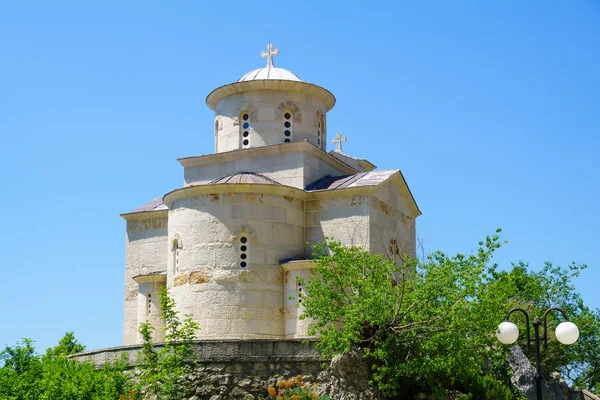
[261,42,280,68]
[332,131,347,153]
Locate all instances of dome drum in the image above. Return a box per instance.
[214,90,328,152]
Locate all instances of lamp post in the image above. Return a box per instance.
[496,307,579,400]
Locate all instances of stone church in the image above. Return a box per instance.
[120,44,421,345]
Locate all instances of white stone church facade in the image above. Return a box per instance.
[120,44,421,345]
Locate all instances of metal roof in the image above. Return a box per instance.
[306,170,399,191]
[128,198,168,213]
[126,174,281,214]
[238,67,302,82]
[209,172,281,185]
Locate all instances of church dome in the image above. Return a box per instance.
[237,43,302,82]
[238,67,301,82]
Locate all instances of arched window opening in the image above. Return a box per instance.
[172,238,180,275]
[317,112,326,149]
[240,111,250,148]
[146,292,152,316]
[296,278,305,306]
[239,235,249,268]
[283,111,293,143]
[214,118,219,152]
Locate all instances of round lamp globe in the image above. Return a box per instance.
[555,321,579,345]
[496,321,519,344]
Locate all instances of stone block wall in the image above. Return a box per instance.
[124,213,169,345]
[369,180,417,259]
[167,191,305,339]
[305,194,370,255]
[70,340,379,400]
[214,90,327,153]
[183,152,307,189]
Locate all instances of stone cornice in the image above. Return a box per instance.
[163,183,307,208]
[178,141,359,176]
[162,180,388,208]
[120,209,168,221]
[280,260,316,271]
[206,80,336,112]
[140,169,419,220]
[133,272,167,284]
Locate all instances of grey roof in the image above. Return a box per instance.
[132,271,167,279]
[127,174,280,215]
[209,172,281,185]
[238,67,302,82]
[128,198,168,214]
[306,170,399,191]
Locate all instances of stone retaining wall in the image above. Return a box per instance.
[71,340,597,400]
[71,339,328,399]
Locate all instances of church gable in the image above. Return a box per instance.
[368,173,420,259]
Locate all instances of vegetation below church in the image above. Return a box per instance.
[0,232,598,399]
[301,230,600,398]
[0,288,200,400]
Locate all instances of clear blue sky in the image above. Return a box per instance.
[1,1,598,353]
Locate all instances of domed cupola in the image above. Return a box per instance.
[238,44,302,82]
[207,43,335,154]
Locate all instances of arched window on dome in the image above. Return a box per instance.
[283,110,293,143]
[240,111,251,149]
[316,112,326,150]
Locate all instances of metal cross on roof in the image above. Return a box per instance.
[332,131,347,153]
[261,42,280,68]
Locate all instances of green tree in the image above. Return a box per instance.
[0,338,42,400]
[301,231,599,398]
[136,286,200,400]
[0,334,128,400]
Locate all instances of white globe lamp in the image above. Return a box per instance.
[555,321,579,345]
[496,321,520,344]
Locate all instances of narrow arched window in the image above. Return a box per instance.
[317,113,326,149]
[214,118,219,152]
[146,292,152,316]
[283,111,293,143]
[239,235,249,268]
[296,277,305,306]
[240,111,250,149]
[172,238,179,275]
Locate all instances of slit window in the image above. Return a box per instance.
[296,278,305,305]
[283,111,293,143]
[241,112,250,148]
[147,293,152,315]
[239,236,248,268]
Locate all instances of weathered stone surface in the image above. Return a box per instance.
[317,347,379,400]
[174,273,187,287]
[508,345,570,400]
[189,271,209,284]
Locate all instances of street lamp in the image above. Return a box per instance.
[496,307,579,400]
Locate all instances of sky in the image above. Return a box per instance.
[0,1,598,353]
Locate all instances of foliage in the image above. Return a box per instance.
[488,261,600,394]
[300,231,600,398]
[135,286,200,400]
[0,289,200,400]
[0,334,128,400]
[266,376,329,400]
[0,338,42,400]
